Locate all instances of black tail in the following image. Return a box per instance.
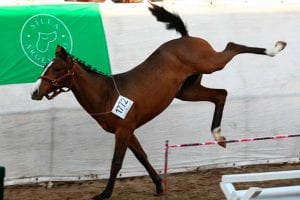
[149,3,188,37]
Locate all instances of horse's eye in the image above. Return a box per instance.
[54,68,62,72]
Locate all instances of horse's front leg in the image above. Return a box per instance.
[176,75,227,147]
[92,128,133,200]
[129,135,163,195]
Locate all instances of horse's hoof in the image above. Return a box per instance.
[156,185,163,196]
[153,177,163,196]
[154,193,163,197]
[91,196,109,200]
[91,192,111,200]
[218,136,227,148]
[275,41,287,51]
[212,127,226,148]
[266,41,287,56]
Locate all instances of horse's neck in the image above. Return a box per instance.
[71,64,117,114]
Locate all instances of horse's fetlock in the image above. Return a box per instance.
[154,175,162,184]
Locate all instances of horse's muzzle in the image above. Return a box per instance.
[31,90,43,100]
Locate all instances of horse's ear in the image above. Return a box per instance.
[55,45,68,60]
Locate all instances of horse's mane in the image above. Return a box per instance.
[70,55,110,77]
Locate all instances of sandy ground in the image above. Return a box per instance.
[4,163,300,200]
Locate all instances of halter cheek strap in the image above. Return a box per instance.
[40,69,75,100]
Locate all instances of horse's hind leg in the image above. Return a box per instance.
[205,41,287,74]
[129,135,163,195]
[224,41,287,56]
[176,74,227,148]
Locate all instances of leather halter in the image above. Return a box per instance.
[39,63,75,100]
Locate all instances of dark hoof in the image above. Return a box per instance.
[154,192,163,197]
[156,184,163,196]
[218,136,227,148]
[153,177,163,196]
[212,127,227,148]
[91,192,112,200]
[154,186,163,197]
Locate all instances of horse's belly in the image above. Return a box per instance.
[134,90,177,128]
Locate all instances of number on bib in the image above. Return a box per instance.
[111,95,134,119]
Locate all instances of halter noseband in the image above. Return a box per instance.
[40,63,75,100]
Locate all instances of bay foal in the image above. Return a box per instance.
[31,4,286,199]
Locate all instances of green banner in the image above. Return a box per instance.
[0,4,111,85]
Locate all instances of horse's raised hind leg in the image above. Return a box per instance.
[92,129,133,200]
[176,74,227,148]
[205,41,287,74]
[129,135,163,195]
[225,41,287,56]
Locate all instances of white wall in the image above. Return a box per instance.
[0,1,300,183]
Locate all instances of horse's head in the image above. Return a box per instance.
[31,46,74,100]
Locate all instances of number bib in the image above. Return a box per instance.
[111,95,134,119]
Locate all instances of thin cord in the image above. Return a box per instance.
[111,75,121,96]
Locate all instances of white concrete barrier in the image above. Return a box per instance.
[220,170,300,200]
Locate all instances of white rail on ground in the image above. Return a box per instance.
[220,170,300,200]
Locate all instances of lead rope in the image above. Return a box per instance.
[89,75,120,116]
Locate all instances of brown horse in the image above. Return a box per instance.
[31,4,286,200]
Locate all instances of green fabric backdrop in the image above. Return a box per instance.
[0,4,111,85]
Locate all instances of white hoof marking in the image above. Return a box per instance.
[212,127,223,141]
[265,41,287,57]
